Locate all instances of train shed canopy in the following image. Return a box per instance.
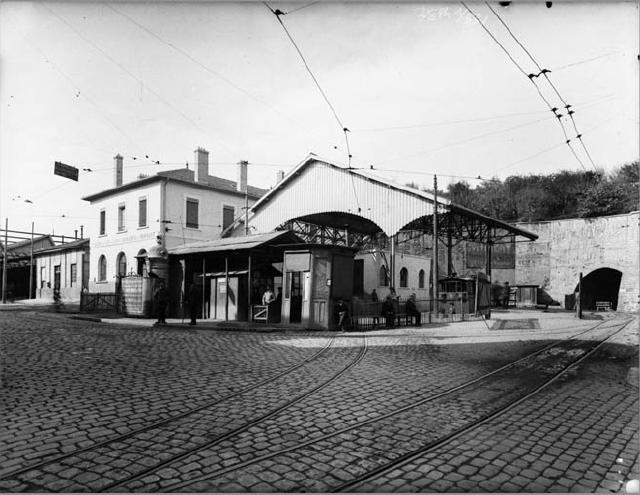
[246,155,537,245]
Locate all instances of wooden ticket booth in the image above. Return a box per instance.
[281,245,357,330]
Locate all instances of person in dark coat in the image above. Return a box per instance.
[335,299,349,332]
[405,293,420,326]
[382,294,396,328]
[154,281,170,325]
[502,281,511,308]
[187,283,202,325]
[371,289,379,302]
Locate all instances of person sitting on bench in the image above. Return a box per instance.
[405,293,420,326]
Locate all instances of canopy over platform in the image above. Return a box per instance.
[244,155,537,245]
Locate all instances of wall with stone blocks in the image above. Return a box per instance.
[515,212,639,311]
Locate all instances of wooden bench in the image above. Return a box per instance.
[595,301,611,311]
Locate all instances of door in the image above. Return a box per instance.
[287,271,304,323]
[53,265,61,290]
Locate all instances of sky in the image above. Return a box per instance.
[0,1,638,238]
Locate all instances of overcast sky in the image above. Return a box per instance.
[0,1,637,237]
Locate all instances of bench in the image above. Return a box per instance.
[595,301,611,311]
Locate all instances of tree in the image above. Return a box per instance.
[577,180,628,218]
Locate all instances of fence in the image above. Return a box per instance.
[80,292,120,313]
[349,296,482,331]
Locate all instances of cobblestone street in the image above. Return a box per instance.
[1,309,638,492]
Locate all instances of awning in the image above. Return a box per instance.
[168,230,302,256]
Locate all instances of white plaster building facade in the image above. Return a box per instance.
[82,148,268,293]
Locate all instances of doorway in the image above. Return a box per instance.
[287,271,305,323]
[575,268,622,310]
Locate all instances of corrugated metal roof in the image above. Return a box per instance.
[168,230,301,256]
[249,155,537,241]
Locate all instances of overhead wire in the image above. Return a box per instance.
[263,1,361,212]
[461,2,588,172]
[41,4,234,156]
[483,1,598,171]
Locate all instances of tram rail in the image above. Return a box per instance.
[0,327,337,481]
[159,316,633,493]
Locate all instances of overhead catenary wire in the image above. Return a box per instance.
[41,4,233,157]
[263,2,361,213]
[484,1,598,171]
[263,2,352,167]
[461,2,588,172]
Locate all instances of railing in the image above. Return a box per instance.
[80,292,120,313]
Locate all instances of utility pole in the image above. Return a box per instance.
[29,222,34,299]
[432,175,439,316]
[2,218,7,304]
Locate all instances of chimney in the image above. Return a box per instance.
[194,147,209,183]
[276,169,285,183]
[237,160,248,192]
[114,154,123,187]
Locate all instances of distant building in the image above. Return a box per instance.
[81,148,268,315]
[0,235,55,300]
[34,238,90,302]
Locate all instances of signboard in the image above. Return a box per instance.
[466,241,515,269]
[54,161,79,181]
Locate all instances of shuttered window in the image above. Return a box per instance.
[99,210,106,235]
[186,198,199,228]
[138,198,147,227]
[222,205,235,231]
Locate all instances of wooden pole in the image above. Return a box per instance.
[225,256,229,321]
[432,175,439,316]
[577,271,583,319]
[247,254,252,322]
[2,218,7,304]
[201,257,206,319]
[29,222,34,299]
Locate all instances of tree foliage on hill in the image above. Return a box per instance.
[444,161,639,222]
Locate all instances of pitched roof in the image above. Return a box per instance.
[32,238,90,256]
[82,168,269,202]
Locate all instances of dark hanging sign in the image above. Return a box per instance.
[54,161,79,181]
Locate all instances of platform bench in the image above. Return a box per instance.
[595,301,611,311]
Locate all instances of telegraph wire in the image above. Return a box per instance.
[264,1,360,213]
[484,1,598,171]
[283,2,319,15]
[41,4,233,156]
[461,2,587,171]
[263,2,352,168]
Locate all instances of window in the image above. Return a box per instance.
[98,255,107,281]
[40,266,46,288]
[418,269,425,289]
[222,205,235,231]
[70,263,77,287]
[186,198,199,228]
[54,265,61,290]
[379,265,389,287]
[118,203,126,232]
[136,249,148,276]
[116,252,127,277]
[138,198,147,228]
[99,210,106,235]
[399,267,408,288]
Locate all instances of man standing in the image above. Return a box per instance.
[154,280,170,325]
[187,283,202,326]
[405,293,421,326]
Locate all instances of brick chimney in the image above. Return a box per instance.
[276,169,285,183]
[237,160,248,192]
[114,154,123,187]
[194,147,209,183]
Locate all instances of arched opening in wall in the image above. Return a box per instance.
[136,249,148,276]
[574,268,623,310]
[116,252,127,278]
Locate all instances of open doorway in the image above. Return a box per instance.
[575,268,622,310]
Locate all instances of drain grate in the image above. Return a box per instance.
[491,318,541,330]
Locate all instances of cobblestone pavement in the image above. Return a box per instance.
[1,310,637,492]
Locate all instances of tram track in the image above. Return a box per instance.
[2,334,368,492]
[159,316,632,493]
[0,331,337,481]
[334,316,636,493]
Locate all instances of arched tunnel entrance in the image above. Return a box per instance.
[575,268,623,310]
